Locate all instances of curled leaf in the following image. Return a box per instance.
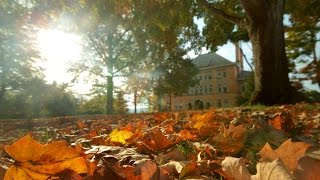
[221,157,251,180]
[252,158,293,180]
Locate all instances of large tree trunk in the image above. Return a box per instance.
[242,0,296,105]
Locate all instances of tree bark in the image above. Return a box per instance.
[106,33,114,114]
[241,0,296,105]
[134,90,137,114]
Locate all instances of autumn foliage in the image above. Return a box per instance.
[0,103,319,179]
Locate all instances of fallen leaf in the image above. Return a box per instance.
[143,128,173,150]
[108,129,134,145]
[294,156,320,180]
[211,124,246,155]
[221,157,251,180]
[4,134,87,179]
[258,139,311,171]
[252,158,293,180]
[179,161,198,179]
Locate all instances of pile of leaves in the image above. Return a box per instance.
[0,103,319,179]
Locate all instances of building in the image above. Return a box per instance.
[159,46,251,111]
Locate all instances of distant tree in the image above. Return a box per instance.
[0,0,42,103]
[78,94,106,115]
[125,72,150,114]
[45,83,78,117]
[0,78,79,118]
[153,49,199,111]
[113,90,128,114]
[68,1,144,114]
[285,0,320,88]
[238,74,255,105]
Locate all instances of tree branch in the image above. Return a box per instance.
[199,0,244,27]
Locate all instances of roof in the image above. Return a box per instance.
[192,52,235,68]
[238,70,252,80]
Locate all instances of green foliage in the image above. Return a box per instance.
[0,78,78,119]
[301,90,320,103]
[78,95,106,115]
[0,0,42,103]
[176,141,195,158]
[113,90,128,114]
[238,74,255,105]
[285,0,320,87]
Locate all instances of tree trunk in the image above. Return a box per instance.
[106,74,114,114]
[169,91,172,112]
[242,0,296,105]
[134,91,137,114]
[106,33,114,114]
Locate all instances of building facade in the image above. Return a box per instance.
[159,50,251,111]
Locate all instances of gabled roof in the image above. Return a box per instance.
[192,52,235,68]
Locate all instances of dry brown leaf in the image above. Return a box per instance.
[221,157,251,180]
[179,161,198,179]
[294,156,320,180]
[211,124,246,155]
[258,139,311,171]
[252,158,293,180]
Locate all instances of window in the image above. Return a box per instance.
[218,84,222,93]
[199,86,203,94]
[223,86,227,93]
[209,85,213,93]
[223,72,227,78]
[195,88,198,95]
[208,74,212,79]
[224,99,229,106]
[206,102,211,109]
[217,72,221,78]
[204,86,207,94]
[241,84,245,92]
[204,75,207,80]
[217,99,222,107]
[199,76,202,80]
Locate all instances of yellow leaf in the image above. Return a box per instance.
[109,129,134,144]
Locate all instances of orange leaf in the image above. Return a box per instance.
[178,130,196,141]
[258,139,311,171]
[4,134,87,179]
[76,120,86,129]
[5,134,45,162]
[143,128,173,150]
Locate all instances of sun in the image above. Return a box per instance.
[37,29,82,83]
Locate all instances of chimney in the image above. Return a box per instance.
[234,42,243,72]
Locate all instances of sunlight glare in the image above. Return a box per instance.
[37,29,82,83]
[37,29,94,94]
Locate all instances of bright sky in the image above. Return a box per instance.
[37,29,92,94]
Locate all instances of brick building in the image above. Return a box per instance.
[159,48,251,111]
